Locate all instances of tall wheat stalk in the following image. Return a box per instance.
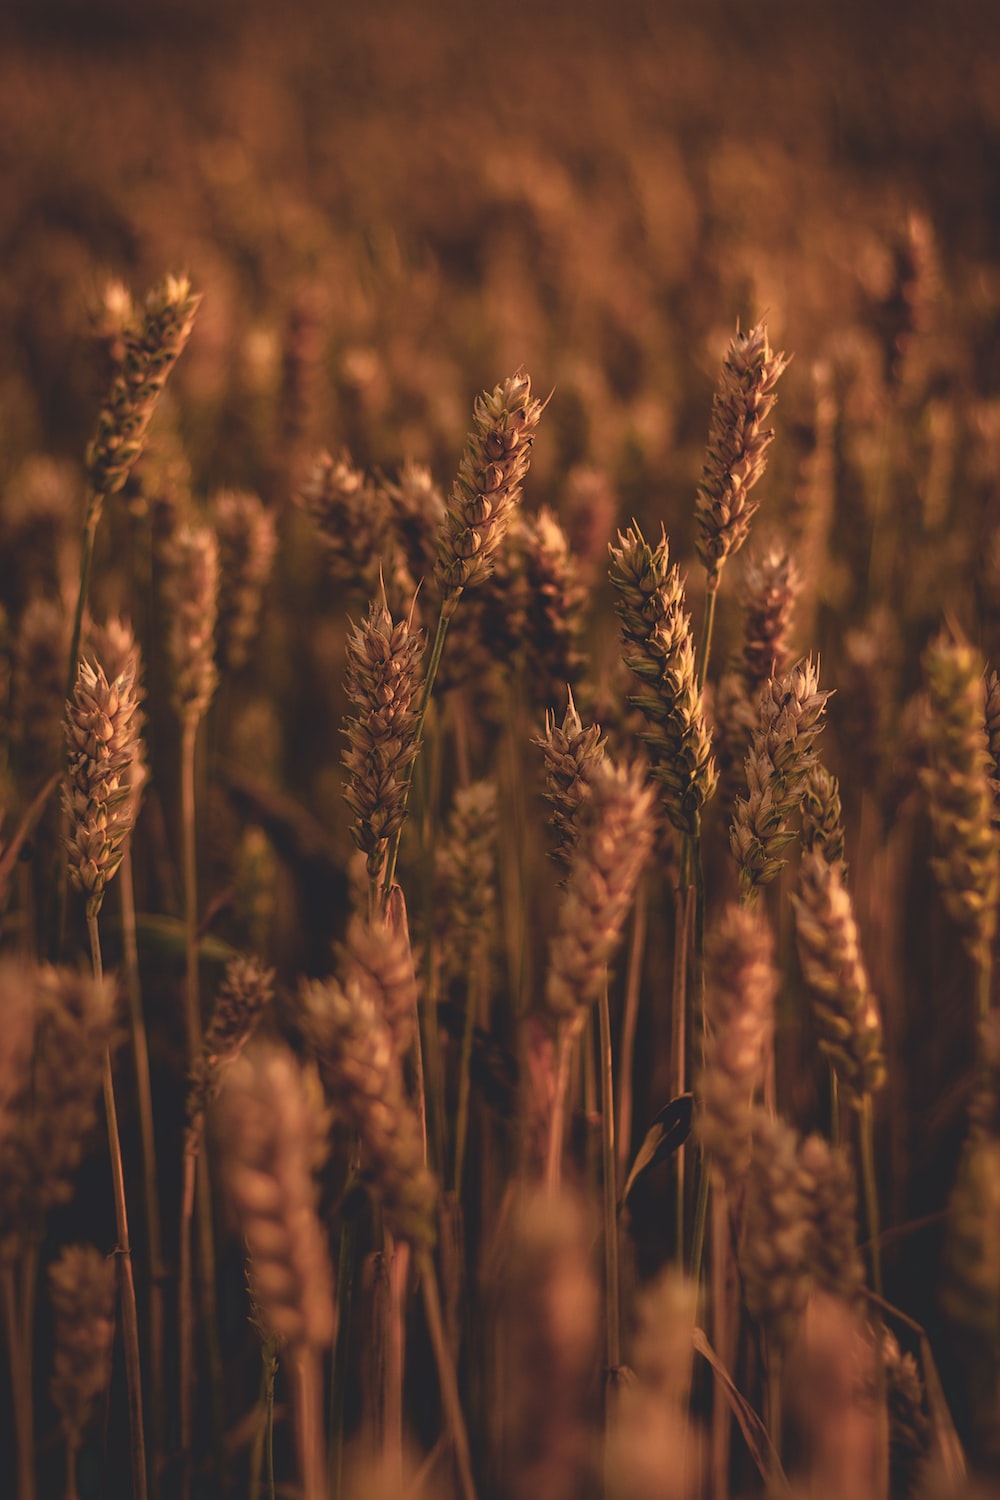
[64,654,148,1500]
[161,521,224,1497]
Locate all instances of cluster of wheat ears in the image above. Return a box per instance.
[0,265,997,1500]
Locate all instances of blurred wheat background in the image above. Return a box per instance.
[2,0,1000,1497]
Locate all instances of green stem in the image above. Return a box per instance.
[88,912,148,1500]
[859,1091,883,1300]
[120,840,165,1500]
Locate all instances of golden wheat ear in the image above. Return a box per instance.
[215,1042,335,1500]
[694,320,790,588]
[49,1244,116,1479]
[608,522,717,836]
[161,521,220,726]
[791,849,886,1107]
[921,629,999,984]
[534,688,607,879]
[696,902,777,1191]
[434,369,544,605]
[729,655,831,899]
[63,654,142,921]
[85,273,200,507]
[210,489,277,674]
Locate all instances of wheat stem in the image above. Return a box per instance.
[178,713,226,1493]
[616,877,648,1183]
[454,935,487,1195]
[65,507,99,709]
[119,842,165,1499]
[179,1147,196,1500]
[3,1261,35,1500]
[671,878,692,1261]
[696,579,719,693]
[546,1017,581,1194]
[382,606,452,907]
[419,1253,478,1500]
[598,975,621,1393]
[711,1185,731,1500]
[247,1343,273,1500]
[501,694,531,1016]
[688,1156,709,1283]
[292,1345,328,1500]
[195,1154,227,1493]
[180,715,201,1057]
[88,912,148,1500]
[266,1354,277,1500]
[329,1150,359,1500]
[63,1433,80,1500]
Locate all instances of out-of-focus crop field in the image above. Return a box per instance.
[2,1,1000,1497]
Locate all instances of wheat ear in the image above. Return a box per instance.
[216,1043,336,1500]
[49,1245,116,1500]
[729,657,831,899]
[921,629,999,1019]
[69,273,199,700]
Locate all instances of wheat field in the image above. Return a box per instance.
[0,2,999,1497]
